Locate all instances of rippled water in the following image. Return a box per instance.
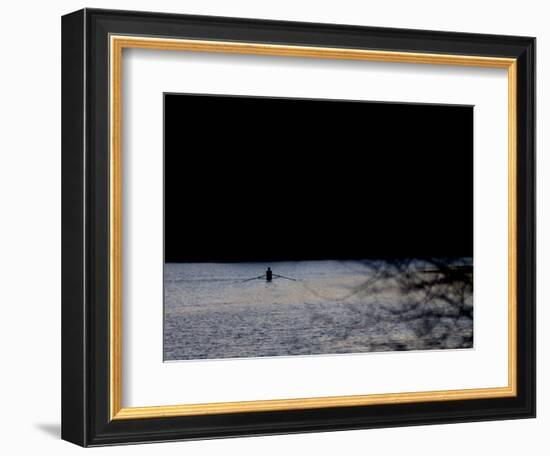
[164,259,473,361]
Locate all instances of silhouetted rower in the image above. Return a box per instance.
[238,268,297,284]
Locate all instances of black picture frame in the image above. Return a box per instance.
[62,8,535,447]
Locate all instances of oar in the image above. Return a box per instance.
[239,275,266,283]
[273,274,298,282]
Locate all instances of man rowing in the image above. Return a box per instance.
[240,268,297,283]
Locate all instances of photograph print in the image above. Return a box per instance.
[163,94,473,361]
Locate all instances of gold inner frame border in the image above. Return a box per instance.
[109,35,517,420]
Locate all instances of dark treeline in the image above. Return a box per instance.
[164,94,473,263]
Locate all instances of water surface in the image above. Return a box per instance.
[164,259,473,361]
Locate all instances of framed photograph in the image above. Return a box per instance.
[62,8,535,446]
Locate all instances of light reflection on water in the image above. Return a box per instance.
[164,259,473,361]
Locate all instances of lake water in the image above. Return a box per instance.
[164,259,473,361]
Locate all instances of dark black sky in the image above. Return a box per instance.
[164,94,473,263]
